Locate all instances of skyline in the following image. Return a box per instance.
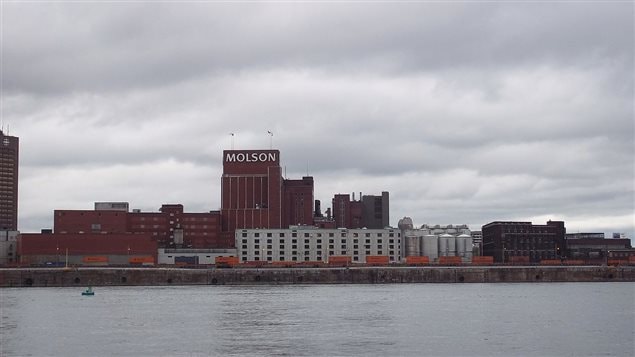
[2,2,633,238]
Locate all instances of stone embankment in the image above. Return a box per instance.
[1,266,633,287]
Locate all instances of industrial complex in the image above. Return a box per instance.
[1,132,634,268]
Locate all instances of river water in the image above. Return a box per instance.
[1,283,633,356]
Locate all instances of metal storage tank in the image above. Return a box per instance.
[439,234,456,257]
[456,234,468,257]
[422,235,438,260]
[405,232,421,257]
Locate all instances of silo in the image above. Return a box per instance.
[440,234,456,256]
[405,232,421,257]
[456,234,468,257]
[460,234,473,262]
[422,235,438,260]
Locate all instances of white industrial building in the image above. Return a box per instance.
[236,227,402,263]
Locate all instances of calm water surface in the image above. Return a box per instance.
[1,283,633,356]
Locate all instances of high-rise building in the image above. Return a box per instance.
[331,191,390,229]
[0,130,19,230]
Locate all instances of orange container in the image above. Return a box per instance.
[270,261,295,267]
[471,256,494,265]
[215,256,239,266]
[608,259,627,266]
[83,256,108,263]
[405,256,430,265]
[438,256,462,265]
[365,255,390,265]
[328,256,352,265]
[129,256,154,264]
[295,261,325,267]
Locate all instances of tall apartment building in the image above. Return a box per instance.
[0,130,19,230]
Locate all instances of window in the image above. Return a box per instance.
[377,239,382,244]
[317,233,322,237]
[329,245,334,249]
[354,245,359,249]
[292,233,297,237]
[242,245,247,249]
[254,239,260,243]
[329,239,334,243]
[341,251,346,255]
[353,239,358,243]
[353,233,359,237]
[378,251,383,255]
[366,251,371,255]
[377,234,383,237]
[353,251,359,255]
[304,239,310,244]
[353,256,359,261]
[329,251,334,255]
[292,257,298,261]
[365,233,370,237]
[254,251,260,255]
[341,233,347,237]
[267,257,272,261]
[317,245,322,249]
[254,257,260,261]
[279,233,285,237]
[280,239,285,243]
[317,239,322,243]
[389,245,394,249]
[254,245,260,249]
[267,233,272,237]
[365,239,371,243]
[304,245,310,249]
[267,239,272,243]
[242,257,247,261]
[389,250,395,255]
[280,245,284,249]
[305,233,310,238]
[254,233,260,237]
[341,245,346,249]
[267,245,272,249]
[267,251,272,255]
[389,233,394,237]
[329,233,334,237]
[389,239,394,243]
[292,239,297,243]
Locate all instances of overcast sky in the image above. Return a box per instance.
[2,2,633,239]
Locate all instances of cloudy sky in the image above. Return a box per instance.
[2,2,633,239]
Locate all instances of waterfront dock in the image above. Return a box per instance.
[1,265,634,287]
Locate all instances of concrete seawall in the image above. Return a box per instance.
[1,266,634,287]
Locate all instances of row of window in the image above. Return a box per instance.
[241,238,397,244]
[244,231,398,238]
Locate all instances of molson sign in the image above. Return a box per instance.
[223,150,279,163]
[225,151,277,163]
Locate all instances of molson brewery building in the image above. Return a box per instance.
[221,149,314,235]
[19,149,320,264]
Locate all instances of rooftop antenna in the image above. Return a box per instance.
[267,130,273,149]
[306,161,309,176]
[230,133,235,150]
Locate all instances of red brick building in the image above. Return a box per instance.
[54,204,226,248]
[19,232,157,266]
[220,149,315,233]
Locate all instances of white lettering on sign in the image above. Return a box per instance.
[226,152,277,163]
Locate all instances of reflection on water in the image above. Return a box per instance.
[1,283,633,356]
